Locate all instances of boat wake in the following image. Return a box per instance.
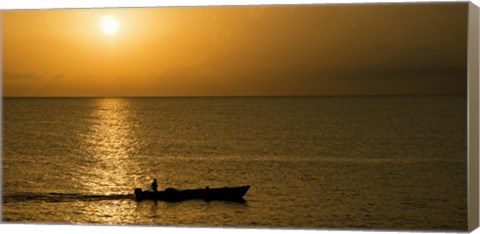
[3,192,135,203]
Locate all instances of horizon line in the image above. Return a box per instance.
[1,93,468,98]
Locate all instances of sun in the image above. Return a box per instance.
[101,15,120,35]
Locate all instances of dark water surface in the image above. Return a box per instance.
[2,96,467,230]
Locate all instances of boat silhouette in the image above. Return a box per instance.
[134,185,250,202]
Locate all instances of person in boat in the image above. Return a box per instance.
[151,178,158,192]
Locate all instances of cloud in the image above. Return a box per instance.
[3,71,45,80]
[3,71,65,80]
[3,71,66,96]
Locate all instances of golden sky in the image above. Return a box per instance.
[2,3,468,97]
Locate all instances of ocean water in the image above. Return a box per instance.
[2,96,467,230]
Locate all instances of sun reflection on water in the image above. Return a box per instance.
[79,98,141,195]
[72,98,147,223]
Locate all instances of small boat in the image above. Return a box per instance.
[134,185,250,202]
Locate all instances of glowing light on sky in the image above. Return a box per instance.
[101,15,119,35]
[2,4,468,97]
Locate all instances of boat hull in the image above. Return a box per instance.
[134,185,250,202]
